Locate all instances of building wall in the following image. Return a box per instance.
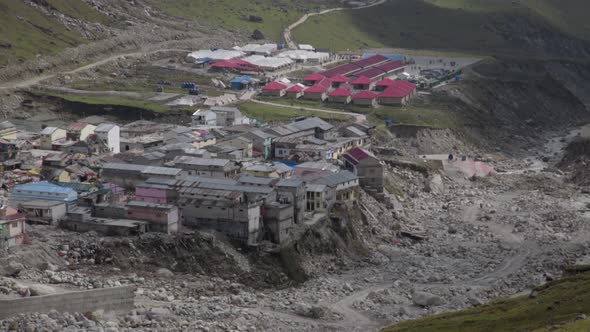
[181,201,261,245]
[79,125,96,141]
[353,98,375,106]
[302,92,327,101]
[0,286,136,320]
[134,187,168,204]
[104,126,120,154]
[286,91,302,99]
[378,97,404,106]
[328,96,351,104]
[19,203,67,224]
[357,159,384,192]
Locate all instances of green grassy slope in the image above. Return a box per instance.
[384,269,590,332]
[0,0,109,65]
[149,0,337,42]
[293,0,590,56]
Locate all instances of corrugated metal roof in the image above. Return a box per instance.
[238,175,276,185]
[143,166,181,176]
[126,201,175,209]
[314,170,358,187]
[174,156,231,167]
[13,181,76,195]
[102,163,146,172]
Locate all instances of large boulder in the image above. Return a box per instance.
[156,268,174,277]
[29,284,56,296]
[424,174,444,194]
[412,291,445,307]
[252,29,265,40]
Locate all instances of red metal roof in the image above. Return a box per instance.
[352,90,377,99]
[321,63,361,78]
[304,84,329,94]
[262,81,287,91]
[353,55,389,68]
[303,73,325,81]
[343,147,371,165]
[377,81,416,98]
[329,74,349,83]
[376,60,405,73]
[376,78,396,87]
[328,87,352,97]
[286,84,305,92]
[353,67,385,80]
[211,59,260,71]
[350,76,371,85]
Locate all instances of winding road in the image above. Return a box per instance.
[283,0,388,49]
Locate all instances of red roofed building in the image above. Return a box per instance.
[303,73,326,86]
[375,78,396,92]
[376,60,406,74]
[329,74,349,88]
[350,76,372,90]
[353,54,389,68]
[327,87,352,104]
[260,81,288,97]
[210,59,261,73]
[286,84,305,99]
[377,81,417,106]
[342,147,383,192]
[302,79,330,101]
[322,63,361,78]
[353,67,386,82]
[352,90,377,106]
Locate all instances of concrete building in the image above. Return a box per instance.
[305,184,333,213]
[66,122,96,141]
[120,120,173,139]
[100,163,182,187]
[171,156,240,178]
[95,123,120,154]
[192,107,250,128]
[179,188,262,246]
[276,178,305,224]
[244,129,275,159]
[126,201,179,234]
[0,121,17,140]
[313,171,359,202]
[9,181,78,207]
[342,147,383,193]
[192,110,217,127]
[302,82,329,101]
[18,200,67,225]
[120,135,164,153]
[303,73,325,86]
[134,179,178,204]
[0,206,26,248]
[264,202,293,244]
[39,127,66,150]
[350,76,372,90]
[219,136,253,158]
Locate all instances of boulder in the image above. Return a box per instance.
[156,268,174,277]
[252,29,265,40]
[412,291,445,307]
[424,174,444,194]
[4,261,24,276]
[29,284,57,296]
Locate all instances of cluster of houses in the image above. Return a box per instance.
[0,110,384,248]
[260,55,417,106]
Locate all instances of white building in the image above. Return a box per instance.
[192,110,217,127]
[242,55,294,71]
[95,123,120,154]
[278,50,330,64]
[185,49,245,62]
[235,43,278,56]
[39,127,66,150]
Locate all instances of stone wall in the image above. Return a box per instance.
[0,286,135,319]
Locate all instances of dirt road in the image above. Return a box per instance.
[283,0,388,49]
[250,98,367,123]
[0,48,190,91]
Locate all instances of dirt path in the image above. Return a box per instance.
[284,0,388,49]
[250,98,367,123]
[0,48,190,91]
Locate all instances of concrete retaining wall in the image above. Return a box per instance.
[0,286,135,319]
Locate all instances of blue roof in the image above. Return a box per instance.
[231,75,252,84]
[14,181,76,195]
[362,53,404,61]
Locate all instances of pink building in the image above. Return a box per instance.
[0,206,26,248]
[134,182,176,204]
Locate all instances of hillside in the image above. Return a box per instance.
[0,0,107,64]
[384,269,590,332]
[293,0,590,58]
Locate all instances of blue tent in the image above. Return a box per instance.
[230,75,252,90]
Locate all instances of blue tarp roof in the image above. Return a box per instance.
[231,75,252,84]
[362,54,404,61]
[14,181,76,194]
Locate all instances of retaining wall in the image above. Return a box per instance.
[0,286,135,319]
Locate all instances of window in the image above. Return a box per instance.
[11,222,18,228]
